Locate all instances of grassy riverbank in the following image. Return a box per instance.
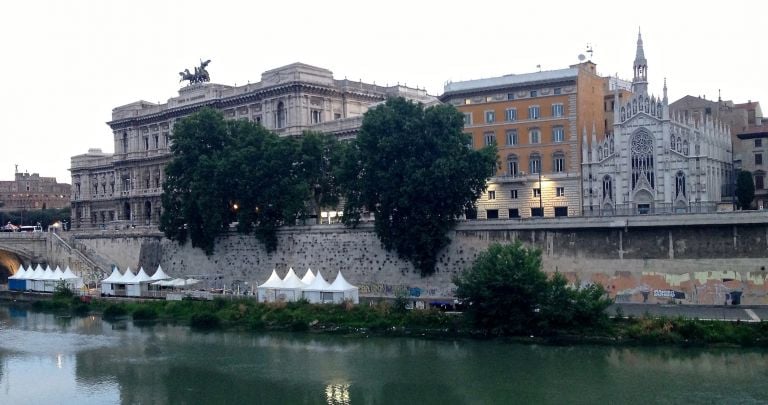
[24,292,768,346]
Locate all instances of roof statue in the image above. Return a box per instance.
[179,59,211,85]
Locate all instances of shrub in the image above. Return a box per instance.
[190,312,221,330]
[132,306,158,321]
[103,304,128,320]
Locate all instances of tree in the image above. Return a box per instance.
[735,170,755,210]
[454,242,612,336]
[160,108,234,254]
[339,97,497,275]
[295,132,343,224]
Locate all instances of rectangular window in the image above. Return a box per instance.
[154,135,159,149]
[464,99,471,105]
[507,93,515,100]
[554,87,561,95]
[485,111,495,123]
[528,106,540,119]
[556,187,565,197]
[531,207,543,217]
[533,188,541,197]
[463,112,472,126]
[529,129,541,144]
[552,126,564,143]
[143,137,149,150]
[311,110,323,124]
[756,175,765,190]
[529,158,541,174]
[554,206,568,217]
[510,189,518,199]
[509,208,520,218]
[530,90,538,98]
[506,130,518,146]
[488,190,496,200]
[554,156,565,172]
[505,108,517,122]
[756,153,763,165]
[334,113,342,120]
[485,96,494,102]
[551,103,564,118]
[756,139,763,147]
[508,160,519,176]
[486,209,499,219]
[484,132,496,146]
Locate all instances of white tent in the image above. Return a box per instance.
[302,269,332,304]
[257,270,284,302]
[40,266,56,292]
[8,264,27,291]
[276,268,306,302]
[125,267,152,297]
[101,267,122,295]
[62,266,84,290]
[150,265,171,281]
[301,268,315,285]
[327,271,359,304]
[29,264,45,291]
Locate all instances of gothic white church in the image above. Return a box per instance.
[582,32,732,215]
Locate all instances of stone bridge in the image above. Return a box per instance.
[0,232,106,285]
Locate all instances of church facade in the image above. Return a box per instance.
[582,33,732,215]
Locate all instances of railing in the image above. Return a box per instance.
[582,202,721,217]
[50,232,107,287]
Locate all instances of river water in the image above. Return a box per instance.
[0,305,766,404]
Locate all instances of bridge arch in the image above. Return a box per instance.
[0,249,23,283]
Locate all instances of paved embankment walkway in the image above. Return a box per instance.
[611,303,768,322]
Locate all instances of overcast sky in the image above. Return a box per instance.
[1,0,766,184]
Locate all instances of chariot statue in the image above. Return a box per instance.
[179,59,211,85]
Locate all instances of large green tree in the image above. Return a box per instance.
[339,97,497,275]
[735,170,755,210]
[295,131,343,224]
[160,108,314,254]
[454,242,612,336]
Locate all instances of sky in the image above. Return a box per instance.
[1,0,766,184]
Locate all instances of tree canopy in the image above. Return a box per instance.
[339,97,497,275]
[736,170,755,210]
[454,242,612,336]
[160,108,323,254]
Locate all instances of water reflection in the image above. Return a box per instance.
[0,304,766,404]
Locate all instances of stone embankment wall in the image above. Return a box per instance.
[70,212,768,305]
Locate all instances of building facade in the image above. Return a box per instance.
[582,33,732,215]
[71,63,436,229]
[0,171,70,212]
[441,61,608,218]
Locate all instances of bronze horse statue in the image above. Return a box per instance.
[179,60,211,85]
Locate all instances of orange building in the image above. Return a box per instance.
[440,61,610,218]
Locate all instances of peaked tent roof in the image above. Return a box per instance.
[282,268,306,289]
[301,268,315,285]
[42,267,56,281]
[117,267,136,284]
[62,267,80,280]
[103,268,122,283]
[30,264,45,280]
[328,271,357,292]
[129,267,152,284]
[53,267,64,280]
[303,269,331,291]
[9,264,26,279]
[150,265,171,281]
[258,270,284,289]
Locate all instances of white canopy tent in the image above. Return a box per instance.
[302,269,332,304]
[125,267,152,297]
[150,265,171,281]
[327,271,359,304]
[8,264,27,291]
[276,268,306,302]
[257,270,284,302]
[301,268,315,285]
[101,267,122,295]
[61,266,84,290]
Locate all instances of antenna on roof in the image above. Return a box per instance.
[536,64,541,72]
[586,43,593,60]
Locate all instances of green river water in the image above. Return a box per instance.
[0,304,766,404]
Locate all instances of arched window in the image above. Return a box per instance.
[507,154,519,177]
[609,138,615,154]
[529,153,541,174]
[675,171,686,198]
[276,101,286,128]
[621,107,625,121]
[676,137,682,152]
[683,140,689,155]
[631,131,655,189]
[122,132,128,153]
[603,175,613,200]
[597,147,603,160]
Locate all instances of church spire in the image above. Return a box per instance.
[632,28,649,95]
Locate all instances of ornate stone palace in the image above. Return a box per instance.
[582,32,732,215]
[70,62,436,229]
[0,170,70,212]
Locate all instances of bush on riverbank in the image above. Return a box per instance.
[617,316,768,346]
